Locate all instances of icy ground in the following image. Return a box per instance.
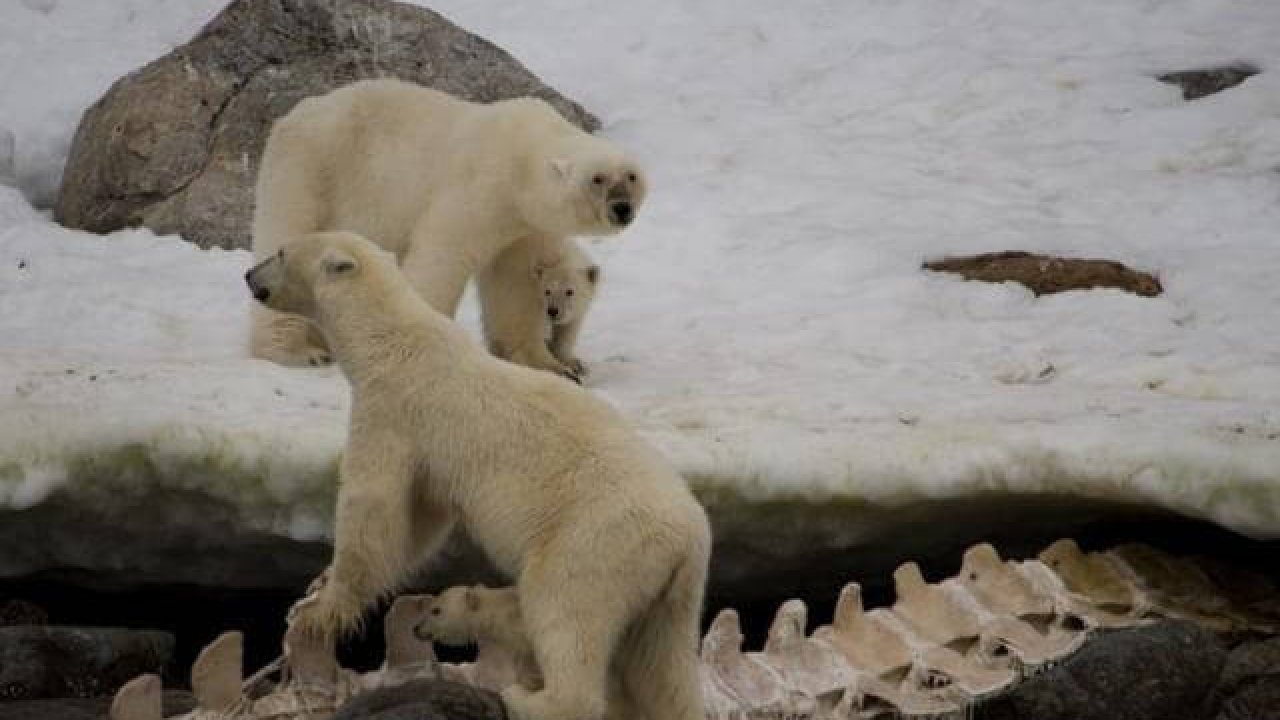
[2,0,1279,543]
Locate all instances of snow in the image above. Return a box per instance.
[2,0,1280,544]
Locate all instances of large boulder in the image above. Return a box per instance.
[53,0,599,250]
[0,626,174,701]
[332,680,506,720]
[0,691,195,720]
[975,621,1229,720]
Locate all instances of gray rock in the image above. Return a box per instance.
[0,626,174,701]
[0,690,194,720]
[1158,64,1259,101]
[1215,675,1280,720]
[1211,637,1280,719]
[54,0,598,250]
[332,680,505,720]
[975,620,1229,720]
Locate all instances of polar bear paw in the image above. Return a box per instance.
[563,356,588,379]
[286,568,362,640]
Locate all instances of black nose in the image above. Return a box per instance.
[610,202,633,225]
[547,307,560,318]
[253,287,270,302]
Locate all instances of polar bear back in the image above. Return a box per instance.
[254,78,583,260]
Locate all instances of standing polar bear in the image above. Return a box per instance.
[250,78,645,377]
[247,231,709,720]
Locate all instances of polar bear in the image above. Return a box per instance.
[249,78,644,372]
[247,231,709,720]
[480,235,600,381]
[414,585,542,692]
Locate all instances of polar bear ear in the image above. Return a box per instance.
[320,248,357,277]
[585,264,601,285]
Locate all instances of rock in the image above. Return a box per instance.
[923,250,1162,297]
[1210,637,1280,719]
[332,679,506,720]
[1215,675,1280,720]
[0,598,48,626]
[54,0,599,250]
[974,620,1228,720]
[0,626,174,701]
[1159,64,1259,101]
[0,690,194,720]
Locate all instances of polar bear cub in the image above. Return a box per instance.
[249,78,644,374]
[414,585,542,692]
[479,235,600,381]
[246,231,709,720]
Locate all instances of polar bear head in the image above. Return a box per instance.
[412,585,519,646]
[535,254,600,328]
[412,586,478,646]
[245,231,393,318]
[527,137,647,238]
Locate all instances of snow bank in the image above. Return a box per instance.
[2,0,1279,555]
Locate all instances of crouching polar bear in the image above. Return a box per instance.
[246,231,709,720]
[250,78,645,378]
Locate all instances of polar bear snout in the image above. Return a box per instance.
[245,264,271,303]
[608,201,633,227]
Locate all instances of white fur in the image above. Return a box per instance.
[417,585,542,692]
[480,235,599,380]
[251,232,709,720]
[249,78,644,372]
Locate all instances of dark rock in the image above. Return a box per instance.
[0,626,174,701]
[923,250,1162,297]
[0,598,48,626]
[1215,675,1280,720]
[1210,637,1280,719]
[332,679,506,720]
[1159,64,1259,101]
[975,620,1228,720]
[54,0,598,250]
[0,690,194,720]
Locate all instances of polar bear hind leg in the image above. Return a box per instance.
[616,556,706,720]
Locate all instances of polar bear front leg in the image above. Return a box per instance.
[289,431,418,641]
[549,320,586,379]
[250,304,333,367]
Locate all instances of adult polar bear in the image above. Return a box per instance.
[250,78,645,376]
[247,232,709,720]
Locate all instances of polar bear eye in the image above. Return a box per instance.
[544,289,551,296]
[626,172,637,183]
[592,174,605,186]
[566,289,574,297]
[431,607,441,616]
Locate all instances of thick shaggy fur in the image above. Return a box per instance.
[246,232,709,720]
[249,78,643,373]
[479,235,599,379]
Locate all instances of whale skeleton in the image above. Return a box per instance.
[110,540,1280,720]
